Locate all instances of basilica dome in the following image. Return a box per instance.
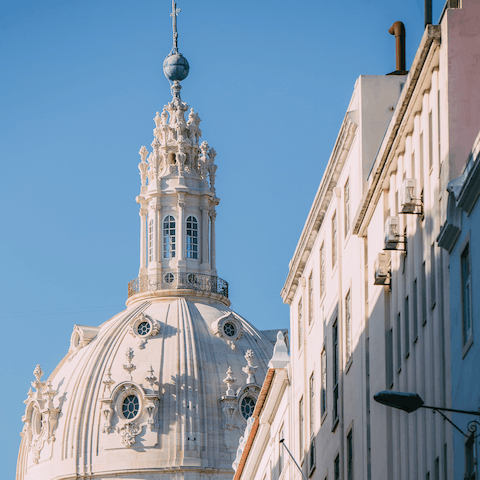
[17,295,276,479]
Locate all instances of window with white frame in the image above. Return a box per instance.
[298,298,303,350]
[461,243,472,346]
[308,272,314,326]
[332,320,339,424]
[163,215,176,258]
[148,219,153,263]
[465,432,477,480]
[299,397,304,459]
[404,296,410,358]
[321,348,327,418]
[309,372,315,437]
[344,178,350,237]
[345,289,352,362]
[332,212,337,267]
[320,242,326,298]
[279,424,285,475]
[186,215,198,259]
[347,427,354,480]
[334,454,340,480]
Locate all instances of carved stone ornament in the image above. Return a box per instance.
[118,422,142,448]
[242,350,258,385]
[69,324,100,353]
[123,347,136,379]
[128,313,160,349]
[220,366,238,431]
[211,312,244,348]
[232,416,255,472]
[99,381,160,446]
[22,365,61,464]
[236,384,261,425]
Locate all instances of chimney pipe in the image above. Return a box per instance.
[387,21,408,75]
[425,0,432,27]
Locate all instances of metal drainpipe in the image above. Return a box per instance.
[335,186,345,479]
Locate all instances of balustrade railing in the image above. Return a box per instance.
[128,272,228,298]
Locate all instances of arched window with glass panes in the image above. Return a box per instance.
[163,215,176,258]
[186,216,198,259]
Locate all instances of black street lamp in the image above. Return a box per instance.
[374,390,480,438]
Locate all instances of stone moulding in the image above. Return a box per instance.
[128,312,161,349]
[211,312,244,348]
[69,325,100,352]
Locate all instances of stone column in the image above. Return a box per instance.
[155,204,161,266]
[139,209,147,276]
[177,195,186,268]
[210,211,216,274]
[200,207,209,271]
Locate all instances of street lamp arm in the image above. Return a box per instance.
[279,439,308,480]
[421,404,480,417]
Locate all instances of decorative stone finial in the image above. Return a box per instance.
[223,366,236,396]
[102,368,115,394]
[268,331,290,368]
[123,347,136,379]
[32,364,45,395]
[145,365,157,388]
[242,350,258,385]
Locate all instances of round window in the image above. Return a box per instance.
[137,321,151,336]
[122,394,140,420]
[223,322,236,337]
[240,396,256,420]
[164,273,174,284]
[187,273,196,284]
[32,408,43,436]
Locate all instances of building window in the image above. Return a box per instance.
[404,296,410,358]
[240,396,256,420]
[334,454,340,480]
[413,279,419,341]
[308,272,314,326]
[422,261,427,325]
[396,313,402,373]
[186,215,198,259]
[465,433,477,480]
[320,243,326,298]
[347,428,354,480]
[420,132,425,188]
[309,437,316,475]
[299,397,304,459]
[345,289,352,362]
[309,372,315,437]
[431,244,436,308]
[122,394,140,420]
[333,320,339,423]
[298,298,303,350]
[435,457,440,480]
[332,212,337,268]
[148,218,154,263]
[279,425,285,474]
[321,348,327,418]
[438,90,441,163]
[386,328,394,388]
[461,243,473,346]
[344,178,350,237]
[163,215,176,258]
[429,110,433,171]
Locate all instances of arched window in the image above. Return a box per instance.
[186,216,198,259]
[163,215,176,258]
[148,219,153,263]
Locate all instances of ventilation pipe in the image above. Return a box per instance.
[387,21,408,76]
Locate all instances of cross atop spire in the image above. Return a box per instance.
[170,0,181,52]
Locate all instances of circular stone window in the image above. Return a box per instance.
[136,321,151,336]
[187,273,196,284]
[122,395,140,420]
[164,273,174,284]
[223,322,237,337]
[240,396,256,420]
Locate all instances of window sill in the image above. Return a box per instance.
[331,416,339,432]
[345,355,353,374]
[462,336,474,359]
[321,410,328,426]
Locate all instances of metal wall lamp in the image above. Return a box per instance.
[374,390,480,439]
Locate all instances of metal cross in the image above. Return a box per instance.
[170,0,181,50]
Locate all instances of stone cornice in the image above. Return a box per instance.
[353,24,441,237]
[234,368,289,480]
[281,119,357,305]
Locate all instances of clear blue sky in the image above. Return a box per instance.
[1,0,445,475]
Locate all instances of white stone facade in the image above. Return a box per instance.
[234,2,480,479]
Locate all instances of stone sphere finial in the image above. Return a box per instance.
[163,52,190,82]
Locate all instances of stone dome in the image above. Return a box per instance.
[163,52,190,81]
[17,296,276,479]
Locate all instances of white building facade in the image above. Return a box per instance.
[234,2,480,479]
